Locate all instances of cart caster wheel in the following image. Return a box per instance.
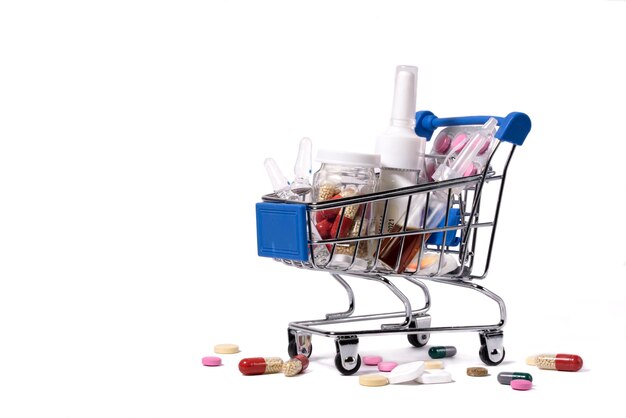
[334,353,361,376]
[479,345,505,366]
[288,340,313,358]
[407,316,431,347]
[407,333,430,347]
[287,331,312,358]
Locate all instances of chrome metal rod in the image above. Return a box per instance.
[427,277,506,328]
[402,276,431,313]
[288,322,505,339]
[325,274,355,320]
[364,275,412,330]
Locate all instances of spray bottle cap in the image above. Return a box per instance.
[390,65,418,129]
[376,65,424,170]
[432,118,498,183]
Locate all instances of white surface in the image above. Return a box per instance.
[1,1,625,417]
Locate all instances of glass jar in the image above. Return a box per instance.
[311,150,380,270]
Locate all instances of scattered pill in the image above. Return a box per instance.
[526,355,538,366]
[359,374,389,387]
[378,361,398,372]
[417,370,453,384]
[533,354,583,372]
[388,361,425,384]
[467,367,488,377]
[282,355,309,377]
[424,360,444,369]
[428,346,457,359]
[201,356,222,367]
[511,379,533,391]
[214,344,240,354]
[363,355,383,366]
[238,357,284,376]
[497,372,533,385]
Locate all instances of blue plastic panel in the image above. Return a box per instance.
[256,202,309,261]
[427,208,461,247]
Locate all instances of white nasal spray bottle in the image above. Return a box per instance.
[375,65,427,234]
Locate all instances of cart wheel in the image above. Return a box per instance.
[288,340,313,358]
[334,353,361,376]
[407,332,430,348]
[407,317,430,347]
[479,345,505,366]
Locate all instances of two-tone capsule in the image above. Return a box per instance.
[497,372,533,385]
[528,354,583,372]
[428,346,457,359]
[282,355,309,377]
[238,357,284,376]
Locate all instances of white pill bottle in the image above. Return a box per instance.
[375,65,426,234]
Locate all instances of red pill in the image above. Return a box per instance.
[238,357,284,376]
[315,194,343,222]
[315,219,333,239]
[330,215,353,238]
[533,354,583,372]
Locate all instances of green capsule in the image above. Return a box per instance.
[497,372,533,385]
[428,346,457,359]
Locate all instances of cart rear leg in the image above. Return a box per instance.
[334,336,361,375]
[287,329,313,358]
[478,330,505,366]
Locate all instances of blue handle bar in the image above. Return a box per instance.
[414,111,531,146]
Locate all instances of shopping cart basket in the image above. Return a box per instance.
[256,111,531,375]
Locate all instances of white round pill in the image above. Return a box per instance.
[387,361,425,384]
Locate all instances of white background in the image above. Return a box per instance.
[1,0,625,417]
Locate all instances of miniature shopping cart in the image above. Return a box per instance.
[255,111,531,375]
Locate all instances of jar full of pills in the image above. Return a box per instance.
[311,150,380,270]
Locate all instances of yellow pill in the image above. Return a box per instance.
[214,344,240,354]
[424,360,444,369]
[359,374,389,387]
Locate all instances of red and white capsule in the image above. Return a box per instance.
[529,354,583,372]
[282,354,310,377]
[238,357,284,376]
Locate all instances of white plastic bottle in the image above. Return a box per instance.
[375,65,427,235]
[378,118,498,272]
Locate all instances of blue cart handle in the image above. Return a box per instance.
[415,111,531,146]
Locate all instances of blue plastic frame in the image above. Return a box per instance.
[256,202,309,261]
[414,111,531,146]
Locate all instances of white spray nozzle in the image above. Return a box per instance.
[390,65,418,129]
[432,117,498,183]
